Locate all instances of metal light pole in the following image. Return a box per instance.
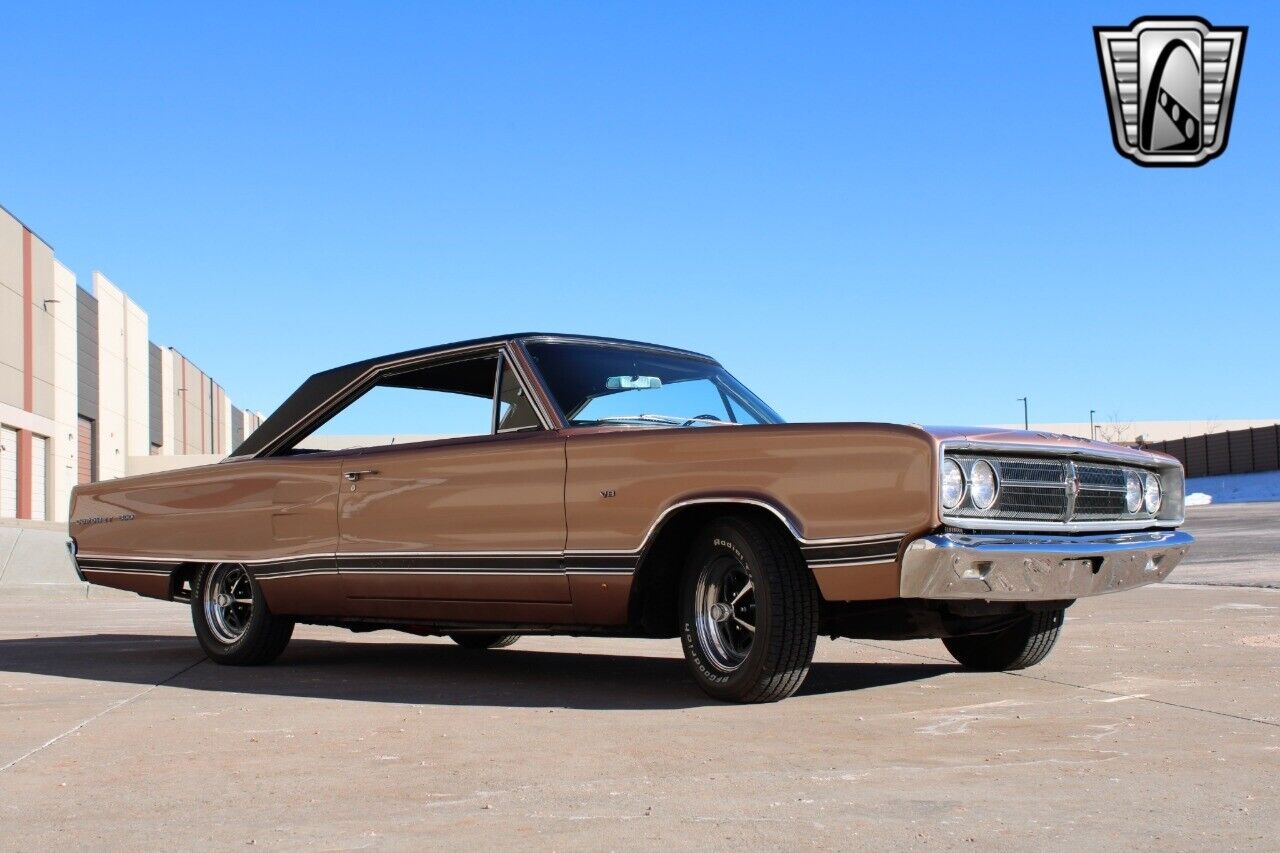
[1089,409,1096,440]
[1017,397,1028,430]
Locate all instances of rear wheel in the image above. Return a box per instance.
[679,516,819,703]
[449,633,519,650]
[943,609,1064,671]
[191,563,294,665]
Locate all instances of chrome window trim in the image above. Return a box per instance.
[936,439,1186,533]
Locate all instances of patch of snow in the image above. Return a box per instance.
[1184,470,1280,505]
[1185,492,1212,506]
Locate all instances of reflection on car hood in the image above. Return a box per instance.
[922,425,1172,464]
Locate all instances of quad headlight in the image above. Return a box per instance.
[1124,470,1144,513]
[969,459,999,510]
[941,458,965,509]
[1143,471,1163,514]
[940,457,999,512]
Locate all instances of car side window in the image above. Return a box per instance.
[496,359,541,432]
[285,352,541,452]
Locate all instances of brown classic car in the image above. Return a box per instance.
[68,334,1192,702]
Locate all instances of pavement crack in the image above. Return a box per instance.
[845,639,1280,730]
[1165,581,1280,591]
[0,529,22,587]
[0,655,208,773]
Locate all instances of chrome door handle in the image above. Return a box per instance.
[344,470,379,482]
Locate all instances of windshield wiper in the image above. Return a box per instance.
[588,414,739,427]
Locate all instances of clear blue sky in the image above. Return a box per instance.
[2,2,1276,428]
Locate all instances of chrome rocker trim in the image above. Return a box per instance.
[900,530,1194,601]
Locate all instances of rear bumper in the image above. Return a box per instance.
[900,530,1193,601]
[66,539,85,583]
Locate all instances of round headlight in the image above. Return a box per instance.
[941,458,965,509]
[1124,470,1143,513]
[969,460,999,510]
[1143,472,1162,514]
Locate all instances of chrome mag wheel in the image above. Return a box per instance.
[203,564,254,644]
[694,554,756,672]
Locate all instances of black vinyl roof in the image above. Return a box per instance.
[230,333,716,457]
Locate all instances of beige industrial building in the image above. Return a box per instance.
[992,419,1278,445]
[0,203,261,522]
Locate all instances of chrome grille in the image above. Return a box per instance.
[1073,463,1129,519]
[998,459,1066,482]
[976,457,1067,521]
[946,454,1156,525]
[1077,464,1126,488]
[997,484,1069,519]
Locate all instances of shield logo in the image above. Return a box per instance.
[1094,17,1247,166]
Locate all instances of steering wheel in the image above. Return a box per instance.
[683,413,722,427]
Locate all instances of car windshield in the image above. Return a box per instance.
[524,341,783,427]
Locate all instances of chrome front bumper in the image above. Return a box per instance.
[900,530,1193,601]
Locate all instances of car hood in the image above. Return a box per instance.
[562,422,1176,467]
[920,425,1173,466]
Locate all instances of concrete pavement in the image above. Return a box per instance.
[1,584,1277,850]
[1175,503,1280,588]
[1,504,1276,848]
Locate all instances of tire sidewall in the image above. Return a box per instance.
[679,520,773,698]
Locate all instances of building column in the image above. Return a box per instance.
[159,346,174,455]
[51,261,80,522]
[180,357,188,453]
[199,373,206,453]
[18,229,33,518]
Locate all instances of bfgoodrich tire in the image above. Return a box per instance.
[679,515,820,703]
[448,633,519,649]
[943,609,1064,671]
[191,563,294,665]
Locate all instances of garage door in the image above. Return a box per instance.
[0,426,16,519]
[77,417,94,484]
[31,434,47,521]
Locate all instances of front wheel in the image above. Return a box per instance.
[679,516,819,703]
[943,609,1064,671]
[191,563,294,665]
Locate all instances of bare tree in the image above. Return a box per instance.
[1095,411,1133,444]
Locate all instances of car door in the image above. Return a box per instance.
[336,432,568,611]
[327,349,570,621]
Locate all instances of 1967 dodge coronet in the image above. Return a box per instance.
[69,334,1192,702]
